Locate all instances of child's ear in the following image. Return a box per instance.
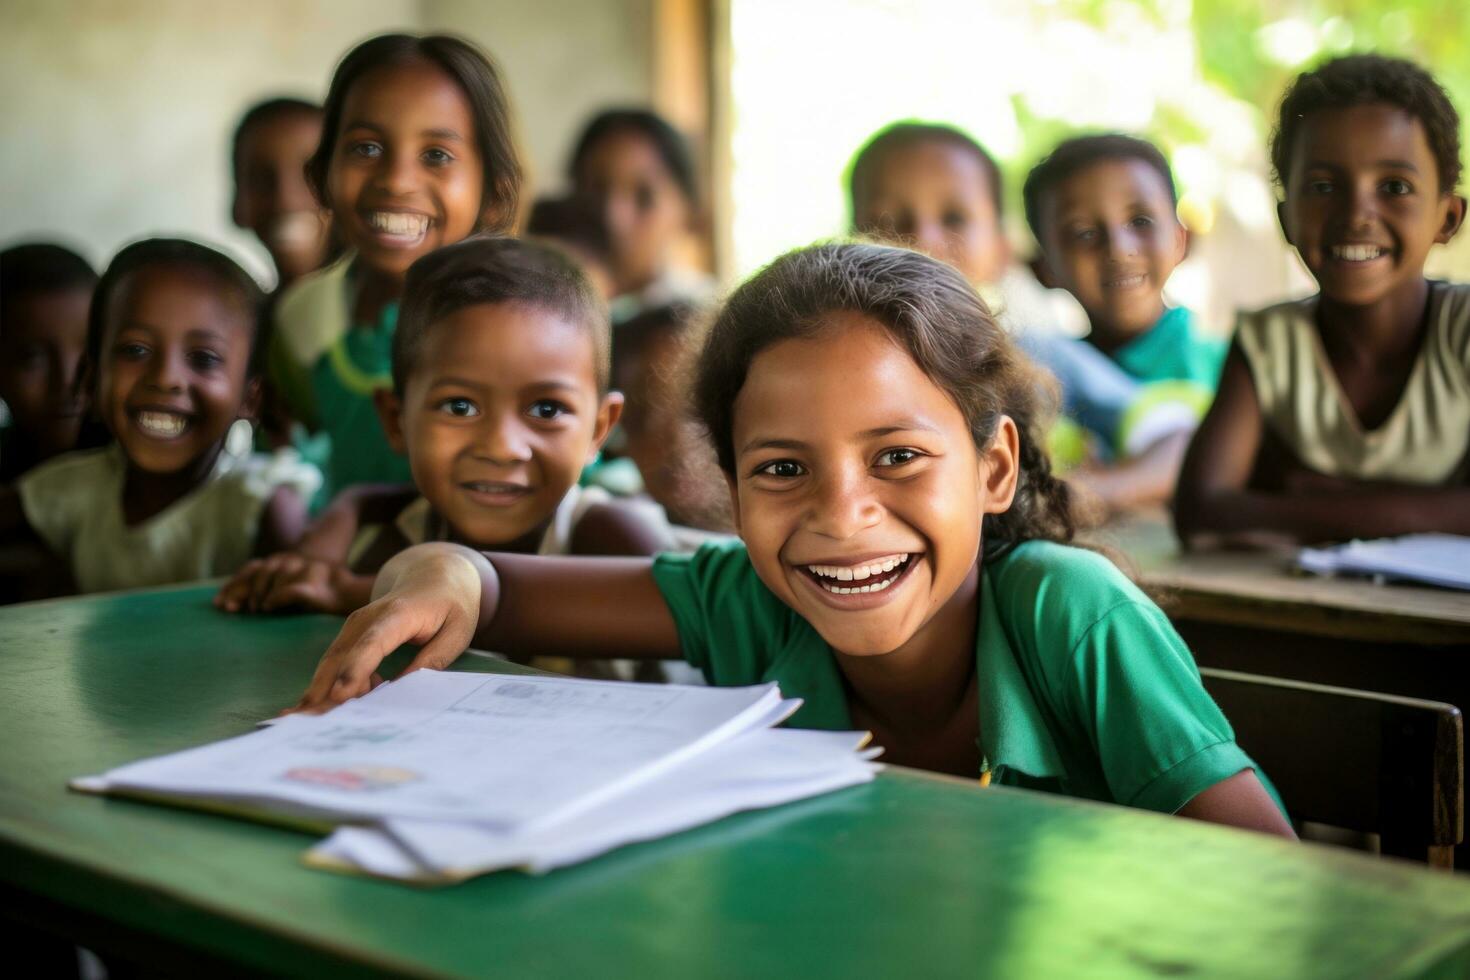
[1437,194,1467,244]
[588,391,625,461]
[1028,253,1058,290]
[1276,201,1295,248]
[373,388,408,454]
[239,377,263,422]
[978,416,1021,515]
[1176,223,1192,262]
[722,471,742,535]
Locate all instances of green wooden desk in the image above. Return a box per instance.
[7,585,1470,978]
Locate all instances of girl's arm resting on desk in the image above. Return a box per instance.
[294,544,680,711]
[1179,770,1297,839]
[1174,347,1470,545]
[1071,429,1191,514]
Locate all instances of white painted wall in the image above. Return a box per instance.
[0,0,655,286]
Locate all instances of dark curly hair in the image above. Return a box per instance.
[1270,53,1461,193]
[1022,134,1177,245]
[306,34,522,233]
[693,242,1076,560]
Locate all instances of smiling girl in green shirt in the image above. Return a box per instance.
[292,243,1292,836]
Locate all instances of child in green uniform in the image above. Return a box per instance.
[290,243,1291,837]
[269,34,523,504]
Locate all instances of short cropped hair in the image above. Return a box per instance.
[848,122,1004,224]
[569,108,699,205]
[230,97,321,180]
[393,236,610,394]
[1023,134,1177,243]
[0,243,97,328]
[1270,53,1462,193]
[525,195,614,269]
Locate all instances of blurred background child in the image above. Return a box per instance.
[268,33,523,506]
[1176,54,1470,545]
[0,243,98,484]
[568,108,714,322]
[0,238,319,594]
[230,97,333,292]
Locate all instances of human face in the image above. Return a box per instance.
[382,302,620,548]
[575,130,691,295]
[99,265,257,476]
[729,314,1017,657]
[1038,158,1186,345]
[233,109,330,286]
[1279,103,1465,310]
[0,287,91,460]
[326,60,484,279]
[855,141,1009,286]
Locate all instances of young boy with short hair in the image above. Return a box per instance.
[1175,54,1470,545]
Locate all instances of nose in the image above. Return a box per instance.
[913,219,948,259]
[475,412,533,465]
[1348,180,1379,229]
[373,146,419,197]
[143,348,186,392]
[1106,224,1138,260]
[805,463,883,540]
[603,193,637,241]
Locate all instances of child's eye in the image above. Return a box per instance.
[1071,227,1098,243]
[1381,178,1413,196]
[1129,214,1155,229]
[114,342,149,360]
[349,141,383,160]
[527,400,569,421]
[187,350,223,371]
[942,209,969,231]
[875,448,922,467]
[1308,179,1335,195]
[437,397,479,418]
[422,147,454,167]
[754,459,805,479]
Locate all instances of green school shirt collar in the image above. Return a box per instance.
[1111,305,1190,378]
[975,562,1067,781]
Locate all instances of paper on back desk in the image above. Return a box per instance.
[78,670,785,833]
[309,727,880,880]
[1298,533,1470,591]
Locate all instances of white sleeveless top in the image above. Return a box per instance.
[1235,282,1470,483]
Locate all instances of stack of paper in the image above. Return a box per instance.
[73,671,879,883]
[1298,534,1470,591]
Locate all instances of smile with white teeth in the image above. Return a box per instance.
[1331,244,1386,262]
[805,554,911,594]
[135,410,190,438]
[366,211,429,240]
[1106,274,1146,289]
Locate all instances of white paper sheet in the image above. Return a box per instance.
[77,671,786,832]
[1298,534,1470,591]
[309,727,879,880]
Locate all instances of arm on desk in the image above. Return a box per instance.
[1179,770,1297,839]
[293,544,680,712]
[1173,347,1470,546]
[1071,430,1191,515]
[217,484,415,614]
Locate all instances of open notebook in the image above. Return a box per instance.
[73,670,879,883]
[1297,534,1470,592]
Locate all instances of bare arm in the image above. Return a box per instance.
[254,486,308,555]
[1070,430,1190,514]
[570,500,675,556]
[1175,347,1470,546]
[292,544,681,711]
[1177,769,1297,839]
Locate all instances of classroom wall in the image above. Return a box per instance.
[0,0,656,286]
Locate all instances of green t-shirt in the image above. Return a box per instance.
[308,301,413,503]
[1111,306,1226,389]
[652,538,1259,814]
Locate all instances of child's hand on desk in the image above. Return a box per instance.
[215,553,370,615]
[288,543,487,714]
